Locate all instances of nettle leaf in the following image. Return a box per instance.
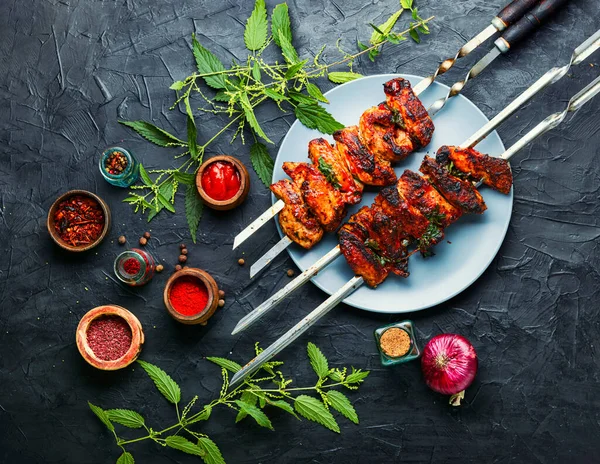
[250,142,274,187]
[106,409,145,429]
[325,391,358,424]
[306,82,328,103]
[294,103,344,135]
[266,398,298,419]
[138,164,153,186]
[206,357,241,373]
[165,436,205,457]
[328,71,363,84]
[235,390,258,422]
[263,88,288,101]
[197,437,225,464]
[252,60,261,82]
[401,0,413,9]
[284,59,307,79]
[307,342,329,378]
[187,405,212,425]
[294,395,340,433]
[288,90,317,105]
[277,29,299,63]
[240,93,273,143]
[137,360,181,405]
[185,185,203,243]
[370,9,403,45]
[271,3,292,47]
[147,203,163,222]
[192,34,227,90]
[244,0,268,51]
[88,402,114,432]
[173,171,196,185]
[187,114,199,160]
[170,80,185,90]
[157,193,175,213]
[116,452,135,464]
[235,400,274,430]
[345,368,370,386]
[119,120,186,147]
[409,27,420,43]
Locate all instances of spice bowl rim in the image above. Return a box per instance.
[47,189,111,252]
[195,155,250,211]
[99,146,136,180]
[163,268,219,325]
[76,305,144,371]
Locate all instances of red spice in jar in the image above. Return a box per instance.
[86,316,132,361]
[123,257,141,275]
[169,276,209,316]
[201,161,241,201]
[54,195,104,246]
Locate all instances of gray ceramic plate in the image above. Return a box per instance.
[272,73,513,313]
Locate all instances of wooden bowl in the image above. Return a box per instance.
[163,268,219,325]
[196,155,250,211]
[76,305,144,370]
[47,190,111,252]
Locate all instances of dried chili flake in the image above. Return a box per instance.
[54,195,104,246]
[86,316,132,361]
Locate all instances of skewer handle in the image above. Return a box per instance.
[229,276,364,388]
[496,0,570,52]
[494,0,539,31]
[232,199,285,250]
[232,246,342,335]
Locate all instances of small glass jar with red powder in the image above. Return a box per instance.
[196,155,250,211]
[164,268,220,325]
[114,248,155,286]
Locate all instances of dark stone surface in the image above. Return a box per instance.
[1,0,599,462]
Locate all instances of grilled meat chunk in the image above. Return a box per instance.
[359,103,415,162]
[419,156,487,214]
[283,162,346,232]
[397,170,463,228]
[271,180,324,249]
[436,145,513,194]
[333,126,397,186]
[339,221,390,288]
[376,185,430,240]
[383,78,435,149]
[308,138,363,205]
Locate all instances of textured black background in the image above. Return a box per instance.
[1,0,600,463]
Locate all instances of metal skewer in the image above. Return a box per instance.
[234,29,600,330]
[412,0,539,95]
[230,73,600,388]
[247,1,567,278]
[428,0,569,117]
[232,0,540,253]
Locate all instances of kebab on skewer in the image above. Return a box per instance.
[231,29,600,336]
[269,77,434,250]
[229,72,600,387]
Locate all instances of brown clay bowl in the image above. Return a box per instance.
[163,268,219,325]
[47,189,111,252]
[76,305,144,370]
[196,155,250,211]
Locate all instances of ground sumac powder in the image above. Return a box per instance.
[170,276,209,316]
[87,316,132,361]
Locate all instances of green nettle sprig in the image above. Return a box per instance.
[120,0,431,241]
[88,343,370,464]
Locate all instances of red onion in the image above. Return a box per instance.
[421,334,478,406]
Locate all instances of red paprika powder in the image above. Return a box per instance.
[169,276,209,316]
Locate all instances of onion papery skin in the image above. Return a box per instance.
[421,334,478,397]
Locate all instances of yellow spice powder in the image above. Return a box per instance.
[380,327,411,357]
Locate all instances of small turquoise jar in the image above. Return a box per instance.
[374,320,421,366]
[99,147,140,187]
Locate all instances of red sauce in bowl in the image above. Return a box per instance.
[200,161,241,201]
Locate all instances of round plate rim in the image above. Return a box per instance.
[272,73,513,314]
